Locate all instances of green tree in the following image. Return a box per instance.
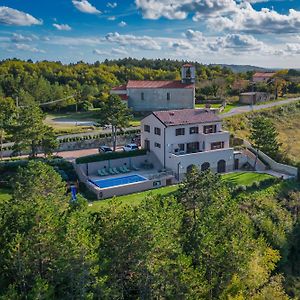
[0,97,16,159]
[250,116,281,160]
[0,161,100,298]
[98,94,132,151]
[11,104,57,157]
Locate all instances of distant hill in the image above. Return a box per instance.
[210,64,270,73]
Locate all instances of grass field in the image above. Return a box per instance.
[225,103,300,163]
[195,103,242,113]
[0,188,12,202]
[222,172,274,186]
[88,172,275,212]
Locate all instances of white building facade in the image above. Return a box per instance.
[111,64,196,112]
[141,109,236,179]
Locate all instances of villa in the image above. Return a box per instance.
[110,64,195,112]
[141,108,237,180]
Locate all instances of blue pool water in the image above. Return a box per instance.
[91,174,147,189]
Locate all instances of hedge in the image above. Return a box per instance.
[76,149,147,164]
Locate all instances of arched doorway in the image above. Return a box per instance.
[186,164,196,173]
[217,160,226,173]
[201,162,210,172]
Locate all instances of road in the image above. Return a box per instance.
[221,96,300,118]
[2,97,300,151]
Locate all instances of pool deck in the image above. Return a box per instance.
[89,169,168,182]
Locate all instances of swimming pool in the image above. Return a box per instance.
[90,174,147,189]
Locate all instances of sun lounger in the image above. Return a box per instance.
[102,168,109,176]
[108,168,116,175]
[97,169,105,176]
[123,166,131,172]
[131,165,140,171]
[118,166,127,173]
[112,167,120,174]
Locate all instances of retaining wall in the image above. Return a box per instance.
[244,140,298,177]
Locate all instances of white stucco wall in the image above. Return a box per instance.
[128,88,195,111]
[141,113,233,172]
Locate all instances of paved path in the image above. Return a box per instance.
[2,97,300,151]
[221,96,300,118]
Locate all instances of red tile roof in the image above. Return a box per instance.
[127,80,194,89]
[111,84,127,91]
[253,72,276,78]
[182,63,193,67]
[153,109,220,126]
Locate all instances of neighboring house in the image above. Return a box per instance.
[141,108,236,179]
[111,64,195,112]
[239,92,271,104]
[252,72,276,83]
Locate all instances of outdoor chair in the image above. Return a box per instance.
[123,165,131,172]
[108,168,116,175]
[112,167,120,174]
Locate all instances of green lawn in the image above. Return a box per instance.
[88,172,275,212]
[0,188,12,202]
[88,185,178,212]
[222,172,274,186]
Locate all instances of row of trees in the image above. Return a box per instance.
[1,161,297,298]
[0,94,132,157]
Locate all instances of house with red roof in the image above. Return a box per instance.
[141,108,236,179]
[252,72,276,83]
[111,65,195,112]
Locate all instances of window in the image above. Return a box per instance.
[167,92,171,101]
[189,126,198,134]
[154,127,161,135]
[203,125,217,134]
[154,142,161,148]
[175,128,185,136]
[211,141,225,150]
[187,142,199,153]
[178,144,185,151]
[141,92,144,100]
[144,125,150,132]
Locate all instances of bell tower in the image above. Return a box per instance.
[181,64,195,84]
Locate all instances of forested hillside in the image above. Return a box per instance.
[1,162,300,299]
[0,59,242,111]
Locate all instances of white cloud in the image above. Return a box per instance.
[72,0,101,14]
[286,43,300,55]
[208,34,265,52]
[48,36,103,46]
[107,2,117,8]
[111,47,128,55]
[11,33,35,43]
[169,40,193,50]
[107,16,116,20]
[93,49,108,55]
[53,23,72,31]
[105,32,161,50]
[118,21,127,27]
[135,0,238,20]
[14,43,45,53]
[184,29,206,42]
[136,0,300,34]
[208,3,300,34]
[0,6,42,26]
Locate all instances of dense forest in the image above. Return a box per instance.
[1,161,300,299]
[0,58,244,111]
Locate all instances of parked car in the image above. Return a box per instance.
[122,143,139,152]
[98,145,113,153]
[131,134,141,146]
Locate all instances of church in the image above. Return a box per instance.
[110,64,196,112]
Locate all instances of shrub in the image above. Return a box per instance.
[75,149,148,164]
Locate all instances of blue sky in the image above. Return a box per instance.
[0,0,300,67]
